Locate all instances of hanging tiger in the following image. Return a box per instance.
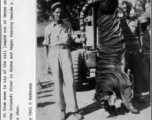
[79,0,139,114]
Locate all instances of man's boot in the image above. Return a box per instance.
[73,112,83,120]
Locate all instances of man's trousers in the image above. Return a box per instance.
[124,45,143,97]
[48,48,78,112]
[143,54,150,90]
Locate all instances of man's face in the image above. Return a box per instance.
[121,3,128,16]
[53,7,63,21]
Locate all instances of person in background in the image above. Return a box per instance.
[139,16,150,92]
[86,11,92,26]
[120,1,145,103]
[43,2,85,120]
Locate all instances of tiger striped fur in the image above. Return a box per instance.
[79,0,138,114]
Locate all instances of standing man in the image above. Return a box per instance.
[120,1,144,103]
[139,16,150,91]
[43,2,84,120]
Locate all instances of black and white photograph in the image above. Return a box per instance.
[2,0,151,120]
[36,0,151,120]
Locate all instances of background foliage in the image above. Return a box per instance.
[37,0,87,23]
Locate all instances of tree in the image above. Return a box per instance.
[37,0,87,23]
[134,0,150,13]
[119,0,150,16]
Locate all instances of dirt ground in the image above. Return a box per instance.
[36,45,151,120]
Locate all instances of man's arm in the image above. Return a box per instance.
[43,27,50,58]
[44,45,49,57]
[139,35,144,53]
[136,19,143,52]
[69,23,86,43]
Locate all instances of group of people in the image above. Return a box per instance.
[42,1,150,120]
[120,1,150,103]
